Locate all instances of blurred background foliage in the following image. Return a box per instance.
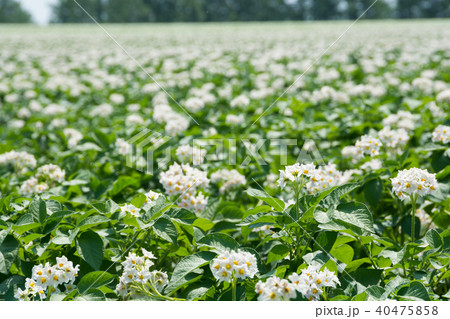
[1,0,449,24]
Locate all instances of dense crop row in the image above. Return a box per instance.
[0,22,449,301]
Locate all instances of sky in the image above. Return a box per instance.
[18,0,57,25]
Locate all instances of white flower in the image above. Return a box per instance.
[110,93,125,104]
[341,145,364,163]
[287,266,340,301]
[391,168,438,200]
[432,125,450,144]
[355,135,382,157]
[144,190,162,203]
[64,128,83,147]
[378,127,409,149]
[211,250,258,283]
[252,225,273,235]
[116,250,168,299]
[230,95,250,108]
[159,163,209,211]
[226,114,245,125]
[256,276,297,301]
[176,145,207,165]
[90,103,113,117]
[126,114,144,126]
[37,164,66,183]
[306,163,346,193]
[185,97,205,112]
[360,159,383,171]
[18,256,79,301]
[210,169,246,193]
[121,204,141,217]
[277,163,317,189]
[436,89,450,104]
[115,138,131,155]
[382,111,417,131]
[0,150,37,171]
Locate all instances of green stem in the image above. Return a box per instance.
[409,194,417,278]
[359,238,378,270]
[231,275,237,301]
[298,223,317,261]
[294,179,300,220]
[411,195,417,243]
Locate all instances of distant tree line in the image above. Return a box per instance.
[0,0,31,23]
[49,0,450,22]
[1,0,449,24]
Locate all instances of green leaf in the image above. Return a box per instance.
[330,244,354,265]
[197,233,239,253]
[332,202,374,235]
[313,231,337,253]
[343,269,383,287]
[0,235,20,275]
[246,188,285,211]
[425,229,442,249]
[267,244,290,264]
[77,231,104,270]
[319,183,360,210]
[183,282,215,301]
[165,251,216,295]
[397,281,430,301]
[152,217,178,244]
[141,196,170,222]
[29,197,47,224]
[366,286,386,300]
[110,176,139,196]
[77,271,115,294]
[364,178,382,207]
[75,288,106,301]
[77,215,109,230]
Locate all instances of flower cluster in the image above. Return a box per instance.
[341,145,364,163]
[144,190,162,203]
[210,168,246,193]
[255,266,339,301]
[20,164,66,196]
[211,250,258,283]
[15,256,79,301]
[159,163,209,195]
[431,125,449,144]
[152,102,190,136]
[176,145,207,166]
[378,127,409,149]
[179,192,208,213]
[37,164,66,183]
[252,225,274,235]
[225,114,245,125]
[288,266,340,301]
[427,102,444,118]
[306,163,344,193]
[277,163,316,189]
[391,168,438,200]
[382,111,417,131]
[255,276,297,301]
[90,103,113,117]
[20,177,48,196]
[355,135,382,157]
[0,150,36,172]
[116,249,169,299]
[63,128,83,147]
[121,203,140,217]
[230,95,250,108]
[159,163,209,212]
[115,138,131,155]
